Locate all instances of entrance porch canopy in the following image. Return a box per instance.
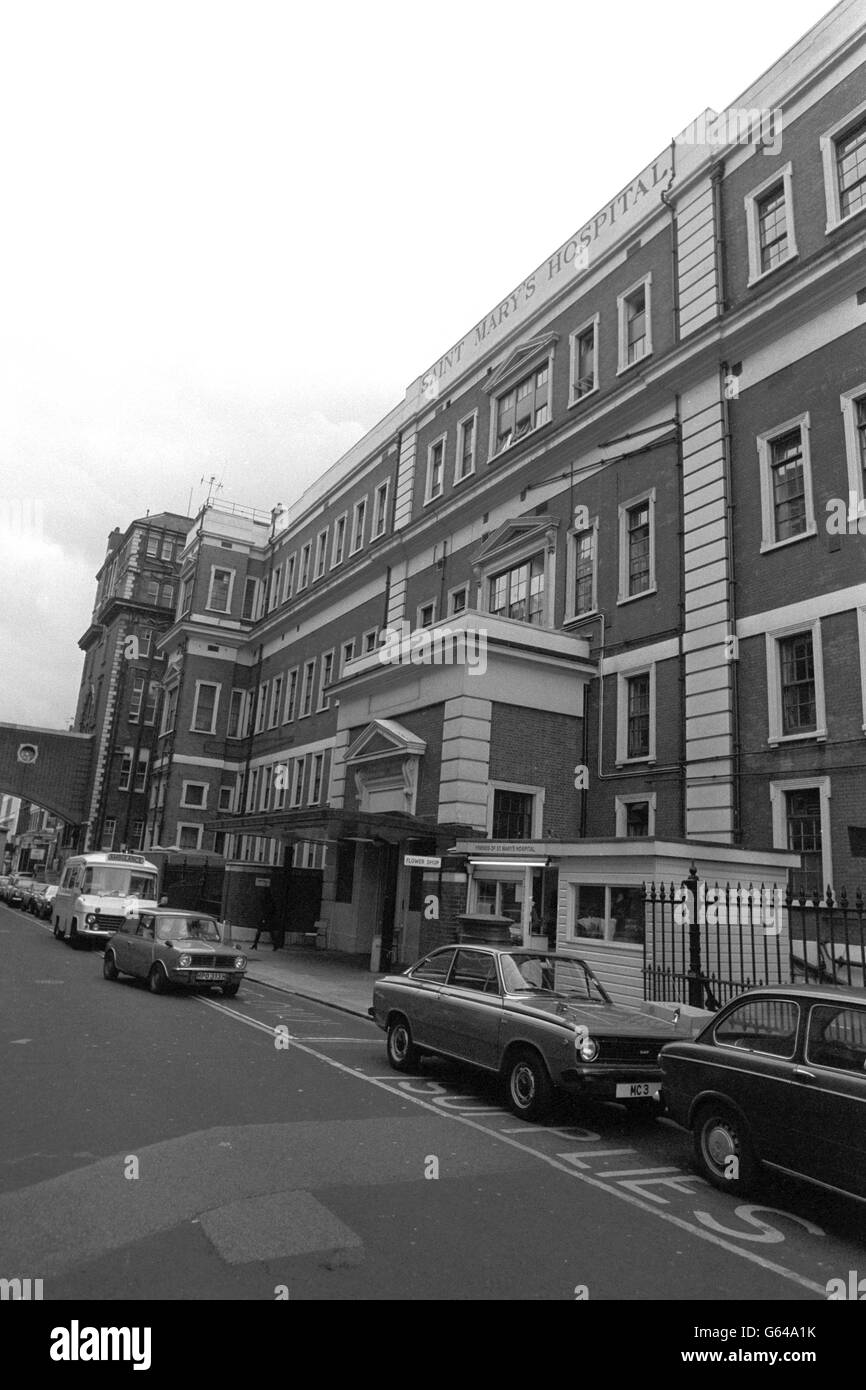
[209,806,473,849]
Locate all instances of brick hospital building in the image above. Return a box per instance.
[137,3,866,995]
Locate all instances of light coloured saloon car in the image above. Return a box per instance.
[371,945,683,1120]
[103,910,247,997]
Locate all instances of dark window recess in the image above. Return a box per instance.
[492,789,533,839]
[335,841,356,903]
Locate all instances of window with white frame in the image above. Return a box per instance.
[284,667,298,722]
[617,275,652,372]
[129,677,159,725]
[820,101,866,234]
[181,781,208,809]
[254,681,269,734]
[283,555,295,600]
[765,621,826,744]
[177,823,203,851]
[261,765,274,813]
[300,659,316,717]
[242,575,259,620]
[570,315,599,402]
[350,499,367,554]
[146,535,159,558]
[318,650,334,710]
[160,582,174,608]
[617,492,655,602]
[417,600,436,629]
[180,575,194,615]
[745,164,797,283]
[362,628,378,655]
[298,542,311,589]
[161,537,174,561]
[314,528,328,580]
[615,793,656,838]
[274,763,288,810]
[101,818,117,850]
[331,514,347,567]
[372,481,390,538]
[448,584,469,616]
[207,567,234,613]
[426,436,445,503]
[227,689,247,739]
[191,682,219,734]
[119,747,134,791]
[488,782,544,839]
[290,756,306,807]
[341,639,355,673]
[161,685,178,735]
[770,777,831,900]
[130,820,145,851]
[488,552,545,625]
[246,767,260,813]
[492,362,550,455]
[616,668,655,763]
[309,752,324,804]
[134,749,149,792]
[268,565,283,612]
[269,675,283,729]
[841,384,866,510]
[218,785,233,812]
[455,414,476,482]
[567,520,597,619]
[757,415,815,550]
[570,883,645,945]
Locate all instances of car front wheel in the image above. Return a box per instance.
[103,951,119,981]
[147,965,168,995]
[386,1016,420,1072]
[693,1102,759,1194]
[505,1049,552,1121]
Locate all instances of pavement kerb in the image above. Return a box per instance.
[243,968,374,1021]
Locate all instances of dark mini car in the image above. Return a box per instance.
[103,910,247,997]
[660,983,866,1203]
[371,945,687,1120]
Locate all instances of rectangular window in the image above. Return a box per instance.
[488,552,545,625]
[161,685,178,735]
[300,660,316,717]
[284,554,296,598]
[417,601,436,629]
[318,650,334,710]
[134,750,149,793]
[130,820,145,851]
[139,629,152,658]
[314,528,328,580]
[426,438,445,502]
[161,537,174,561]
[456,415,476,482]
[492,789,533,840]
[101,818,117,851]
[570,318,598,401]
[181,782,207,808]
[770,429,807,541]
[785,788,823,899]
[242,576,258,620]
[626,673,650,759]
[494,364,550,454]
[757,183,788,273]
[180,576,193,614]
[290,757,306,807]
[207,567,233,612]
[449,585,468,616]
[573,527,596,616]
[192,682,219,734]
[246,768,260,813]
[143,578,159,605]
[298,543,311,589]
[331,515,347,567]
[129,677,145,723]
[627,502,651,596]
[626,801,650,837]
[160,582,174,608]
[571,884,645,945]
[254,682,269,734]
[146,535,159,558]
[284,667,299,722]
[341,639,355,673]
[617,276,652,372]
[227,689,247,740]
[836,115,866,219]
[119,747,133,791]
[372,481,390,537]
[351,500,367,554]
[309,752,324,804]
[177,824,202,851]
[268,566,283,612]
[269,675,283,729]
[218,785,233,811]
[363,628,378,655]
[779,633,816,735]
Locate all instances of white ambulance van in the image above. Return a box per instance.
[53,851,160,949]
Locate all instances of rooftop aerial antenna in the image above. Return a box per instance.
[200,474,224,508]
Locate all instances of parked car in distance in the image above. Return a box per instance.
[371,945,687,1120]
[7,878,35,909]
[26,884,48,915]
[660,983,866,1203]
[32,884,58,919]
[103,910,247,997]
[0,876,12,900]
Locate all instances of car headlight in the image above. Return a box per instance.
[85,914,96,926]
[578,1036,599,1062]
[234,956,247,970]
[178,954,192,967]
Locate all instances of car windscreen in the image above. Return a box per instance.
[81,868,158,898]
[152,917,221,944]
[500,953,609,1002]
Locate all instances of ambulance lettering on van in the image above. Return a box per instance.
[53,852,159,949]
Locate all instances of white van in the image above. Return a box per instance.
[53,852,160,949]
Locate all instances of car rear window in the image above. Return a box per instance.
[713,999,800,1058]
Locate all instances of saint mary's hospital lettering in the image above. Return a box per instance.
[418,156,671,400]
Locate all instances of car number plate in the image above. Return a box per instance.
[197,972,227,982]
[616,1082,661,1099]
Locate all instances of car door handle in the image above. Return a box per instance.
[793,1066,815,1081]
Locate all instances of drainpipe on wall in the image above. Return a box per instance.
[721,360,741,843]
[674,397,687,839]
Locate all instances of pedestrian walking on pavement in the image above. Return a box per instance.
[252,889,280,951]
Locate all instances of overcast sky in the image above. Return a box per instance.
[0,0,843,731]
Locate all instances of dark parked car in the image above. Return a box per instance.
[7,878,35,909]
[660,983,866,1203]
[103,910,247,997]
[371,945,688,1120]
